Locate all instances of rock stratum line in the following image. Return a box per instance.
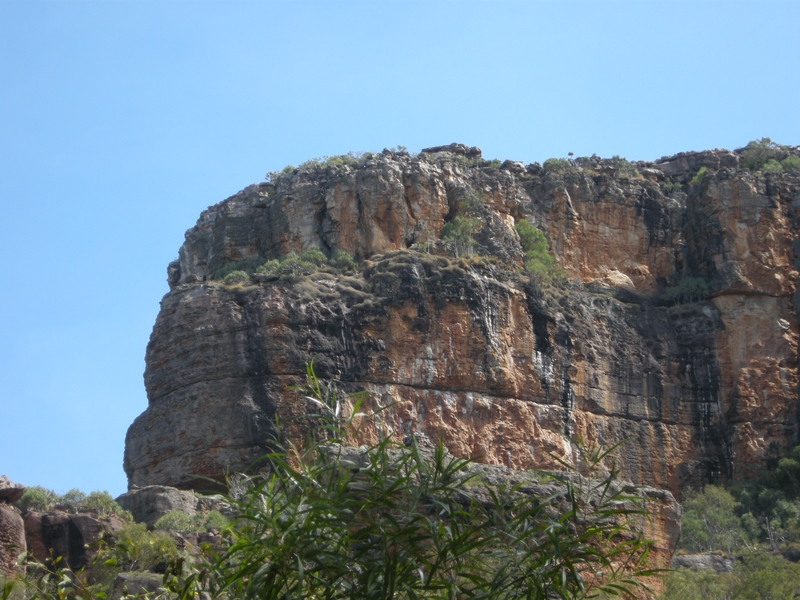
[124,143,800,500]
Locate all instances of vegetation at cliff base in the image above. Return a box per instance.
[3,366,663,600]
[180,376,660,600]
[659,442,800,599]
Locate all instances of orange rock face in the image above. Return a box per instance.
[128,145,800,509]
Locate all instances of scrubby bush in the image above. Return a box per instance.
[782,154,800,172]
[542,157,571,174]
[81,491,130,518]
[612,155,639,177]
[661,181,682,195]
[154,510,200,535]
[330,248,357,272]
[265,163,297,182]
[222,270,250,286]
[680,485,743,554]
[739,138,784,171]
[299,246,327,267]
[96,522,180,574]
[213,257,263,280]
[516,219,558,282]
[662,274,710,305]
[256,259,281,275]
[662,553,800,600]
[59,489,86,513]
[690,166,708,185]
[276,252,313,276]
[154,509,229,535]
[13,486,130,519]
[14,486,59,512]
[297,152,369,172]
[441,215,481,257]
[202,510,228,531]
[251,247,358,278]
[660,566,733,600]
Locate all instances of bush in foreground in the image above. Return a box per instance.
[4,367,661,599]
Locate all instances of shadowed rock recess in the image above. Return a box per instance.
[124,143,800,500]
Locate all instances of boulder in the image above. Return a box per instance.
[420,143,481,158]
[0,475,25,504]
[116,486,198,527]
[112,572,163,599]
[22,511,124,571]
[0,504,25,576]
[500,159,526,173]
[670,553,735,573]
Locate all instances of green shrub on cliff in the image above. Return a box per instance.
[441,215,481,258]
[782,155,800,172]
[223,270,250,285]
[515,219,559,282]
[265,163,297,182]
[255,259,281,276]
[542,157,571,174]
[661,273,710,305]
[689,166,708,186]
[740,138,784,171]
[738,137,800,174]
[14,486,59,512]
[12,487,128,518]
[330,248,357,272]
[154,509,229,534]
[214,257,263,281]
[96,522,181,574]
[250,247,359,278]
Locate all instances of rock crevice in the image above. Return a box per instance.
[126,145,800,500]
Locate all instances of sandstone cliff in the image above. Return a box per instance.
[124,142,800,500]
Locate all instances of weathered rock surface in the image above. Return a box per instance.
[670,553,735,573]
[115,485,230,527]
[22,511,125,571]
[0,475,25,504]
[112,572,163,599]
[116,486,198,528]
[125,144,800,501]
[0,504,25,576]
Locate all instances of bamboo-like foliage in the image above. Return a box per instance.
[177,368,661,600]
[3,366,661,599]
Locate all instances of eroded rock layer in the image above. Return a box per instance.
[125,144,800,499]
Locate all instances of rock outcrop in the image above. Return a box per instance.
[0,476,25,576]
[23,511,125,571]
[125,143,800,501]
[0,475,25,504]
[0,505,25,576]
[670,553,735,573]
[116,485,230,528]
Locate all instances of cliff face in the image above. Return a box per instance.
[125,143,800,499]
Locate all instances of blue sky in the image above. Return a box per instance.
[1,0,799,497]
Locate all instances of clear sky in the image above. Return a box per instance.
[1,0,798,498]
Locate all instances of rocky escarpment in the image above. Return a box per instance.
[125,142,800,500]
